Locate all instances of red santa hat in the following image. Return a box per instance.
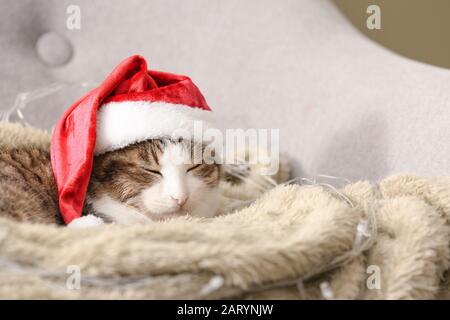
[51,55,214,224]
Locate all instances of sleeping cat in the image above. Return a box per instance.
[0,139,221,226]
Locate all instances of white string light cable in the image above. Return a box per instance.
[207,171,378,299]
[0,172,377,299]
[0,86,378,298]
[0,82,97,128]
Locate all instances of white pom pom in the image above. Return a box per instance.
[67,215,105,228]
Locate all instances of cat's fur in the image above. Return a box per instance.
[0,139,221,225]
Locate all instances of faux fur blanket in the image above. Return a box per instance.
[0,123,449,299]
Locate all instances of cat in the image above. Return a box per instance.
[0,139,222,226]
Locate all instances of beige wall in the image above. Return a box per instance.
[334,0,450,69]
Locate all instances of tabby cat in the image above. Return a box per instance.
[0,139,221,226]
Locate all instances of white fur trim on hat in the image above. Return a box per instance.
[67,215,105,228]
[95,101,215,155]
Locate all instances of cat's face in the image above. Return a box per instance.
[87,139,221,223]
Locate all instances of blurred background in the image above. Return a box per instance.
[0,0,449,180]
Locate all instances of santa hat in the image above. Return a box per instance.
[51,55,214,224]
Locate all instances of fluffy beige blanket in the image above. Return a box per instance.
[0,123,449,299]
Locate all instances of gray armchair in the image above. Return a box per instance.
[1,0,449,180]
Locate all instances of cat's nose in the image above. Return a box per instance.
[171,195,188,207]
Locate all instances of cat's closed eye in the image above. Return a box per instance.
[187,164,201,173]
[142,167,162,176]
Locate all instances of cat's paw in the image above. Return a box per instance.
[67,215,105,228]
